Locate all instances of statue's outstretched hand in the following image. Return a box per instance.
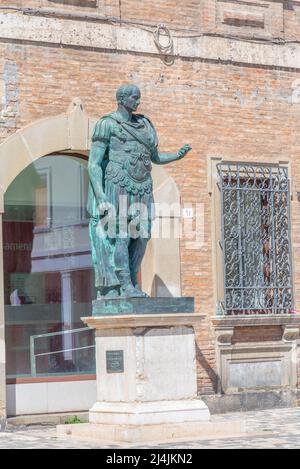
[177,144,192,159]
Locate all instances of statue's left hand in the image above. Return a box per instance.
[177,144,192,159]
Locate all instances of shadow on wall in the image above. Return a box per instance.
[151,275,174,297]
[195,341,219,394]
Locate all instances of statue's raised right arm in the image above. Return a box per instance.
[150,143,192,165]
[144,116,192,165]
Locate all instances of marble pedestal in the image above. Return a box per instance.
[88,312,209,428]
[57,300,242,443]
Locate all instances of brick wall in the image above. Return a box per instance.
[1,39,300,393]
[0,0,294,37]
[0,0,204,29]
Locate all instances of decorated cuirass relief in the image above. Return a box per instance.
[106,120,153,195]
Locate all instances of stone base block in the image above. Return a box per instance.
[89,399,210,425]
[92,297,194,316]
[57,419,245,444]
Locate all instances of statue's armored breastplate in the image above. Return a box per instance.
[109,123,152,183]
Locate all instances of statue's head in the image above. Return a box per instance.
[116,84,141,112]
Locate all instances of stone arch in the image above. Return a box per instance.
[0,98,90,211]
[0,98,181,296]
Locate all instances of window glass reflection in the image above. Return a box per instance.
[4,154,96,378]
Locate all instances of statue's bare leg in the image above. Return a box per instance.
[128,237,149,297]
[114,237,142,297]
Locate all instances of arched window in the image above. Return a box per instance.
[4,154,96,379]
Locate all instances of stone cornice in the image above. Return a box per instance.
[1,12,300,70]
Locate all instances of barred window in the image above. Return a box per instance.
[217,163,293,315]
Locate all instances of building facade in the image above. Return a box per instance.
[1,0,300,425]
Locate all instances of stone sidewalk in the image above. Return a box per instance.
[2,407,300,448]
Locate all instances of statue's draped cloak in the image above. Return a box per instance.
[87,112,158,288]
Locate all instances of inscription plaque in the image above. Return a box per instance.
[106,350,124,373]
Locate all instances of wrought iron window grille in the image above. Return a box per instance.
[217,162,293,315]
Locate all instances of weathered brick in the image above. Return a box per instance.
[1,0,300,398]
